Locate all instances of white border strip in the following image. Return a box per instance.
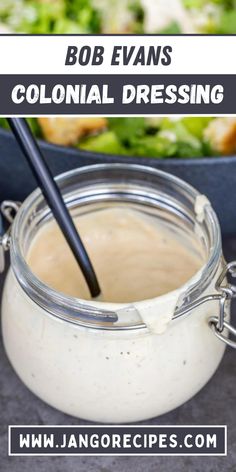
[0,35,235,75]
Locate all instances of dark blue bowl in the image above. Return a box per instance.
[0,127,235,235]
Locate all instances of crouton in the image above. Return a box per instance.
[38,117,107,146]
[204,118,236,155]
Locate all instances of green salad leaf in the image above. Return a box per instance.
[181,117,213,139]
[0,116,221,160]
[108,118,147,142]
[1,0,236,35]
[183,0,235,9]
[217,9,236,34]
[0,118,9,130]
[0,117,42,137]
[0,0,101,34]
[79,117,215,158]
[158,21,182,34]
[183,0,236,34]
[79,131,128,155]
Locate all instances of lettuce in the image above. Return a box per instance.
[181,117,213,139]
[158,21,182,34]
[127,134,178,158]
[217,9,236,34]
[108,118,147,142]
[83,117,210,158]
[0,117,42,138]
[159,119,205,157]
[183,0,235,9]
[0,118,9,130]
[183,0,236,34]
[1,115,217,159]
[1,0,236,35]
[79,131,128,155]
[0,0,101,34]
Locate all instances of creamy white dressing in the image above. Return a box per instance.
[1,205,227,422]
[26,207,202,303]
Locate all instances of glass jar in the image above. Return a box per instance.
[1,164,236,423]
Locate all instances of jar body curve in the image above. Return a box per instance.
[2,268,227,423]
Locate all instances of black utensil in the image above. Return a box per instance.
[8,118,101,298]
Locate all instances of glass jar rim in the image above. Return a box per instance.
[10,163,222,330]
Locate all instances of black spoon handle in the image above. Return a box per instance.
[8,118,100,298]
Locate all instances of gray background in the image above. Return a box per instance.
[0,237,236,471]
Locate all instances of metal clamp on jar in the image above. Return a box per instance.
[1,164,236,423]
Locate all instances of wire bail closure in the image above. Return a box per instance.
[209,261,236,348]
[0,200,21,273]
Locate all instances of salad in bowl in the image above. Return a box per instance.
[0,0,236,159]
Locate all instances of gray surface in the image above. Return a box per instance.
[0,238,236,471]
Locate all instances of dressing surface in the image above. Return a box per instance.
[27,207,203,303]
